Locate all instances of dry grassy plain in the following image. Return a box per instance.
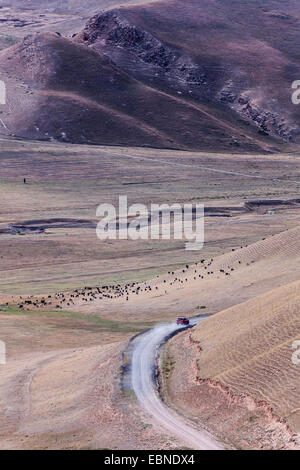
[0,137,299,449]
[1,137,299,295]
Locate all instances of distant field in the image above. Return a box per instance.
[0,1,150,43]
[0,138,299,295]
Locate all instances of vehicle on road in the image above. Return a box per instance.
[131,319,223,449]
[176,317,190,325]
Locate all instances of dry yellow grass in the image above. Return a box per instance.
[0,340,178,450]
[1,137,299,449]
[0,342,123,449]
[157,227,300,449]
[192,280,300,432]
[76,225,300,324]
[1,137,299,295]
[1,223,299,449]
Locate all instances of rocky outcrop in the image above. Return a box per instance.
[77,10,299,144]
[218,82,299,142]
[77,11,209,93]
[2,1,299,150]
[236,98,299,142]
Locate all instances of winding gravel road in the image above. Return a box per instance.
[131,319,223,450]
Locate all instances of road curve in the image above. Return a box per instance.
[131,319,223,450]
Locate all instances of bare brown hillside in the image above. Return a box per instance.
[161,280,300,449]
[0,32,269,151]
[1,0,300,150]
[78,0,300,144]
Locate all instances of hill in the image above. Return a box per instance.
[146,226,300,449]
[77,0,300,144]
[2,0,300,150]
[0,31,269,151]
[77,225,300,324]
[162,280,300,449]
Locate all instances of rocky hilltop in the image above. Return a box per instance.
[0,0,299,151]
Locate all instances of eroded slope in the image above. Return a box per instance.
[161,278,300,449]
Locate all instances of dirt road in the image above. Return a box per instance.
[131,320,224,450]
